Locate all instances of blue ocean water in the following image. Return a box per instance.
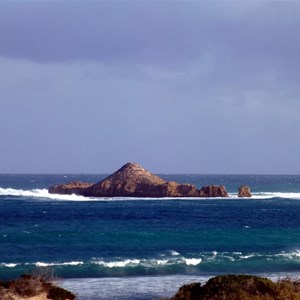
[1,174,300,299]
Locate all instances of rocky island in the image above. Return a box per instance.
[49,162,228,198]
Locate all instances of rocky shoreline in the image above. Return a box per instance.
[49,162,251,198]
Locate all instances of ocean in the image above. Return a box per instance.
[1,174,300,299]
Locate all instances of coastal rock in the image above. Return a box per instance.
[238,185,252,197]
[0,274,75,300]
[199,185,228,197]
[166,274,300,300]
[49,162,229,198]
[48,181,93,195]
[161,181,199,197]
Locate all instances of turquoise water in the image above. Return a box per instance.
[1,174,300,299]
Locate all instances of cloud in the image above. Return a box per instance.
[0,1,300,173]
[0,1,299,66]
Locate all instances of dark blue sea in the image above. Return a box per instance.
[1,174,300,299]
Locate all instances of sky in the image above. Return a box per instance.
[0,0,300,174]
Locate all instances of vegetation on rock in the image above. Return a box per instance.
[166,274,300,300]
[0,274,75,300]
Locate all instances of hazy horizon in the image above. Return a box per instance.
[1,164,299,176]
[1,1,300,174]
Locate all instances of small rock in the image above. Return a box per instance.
[238,186,252,197]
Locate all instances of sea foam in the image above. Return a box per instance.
[35,261,84,267]
[0,263,17,268]
[184,258,202,266]
[95,259,140,268]
[229,192,300,200]
[0,187,95,201]
[2,187,300,202]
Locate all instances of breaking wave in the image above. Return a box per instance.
[2,249,300,271]
[229,192,300,200]
[35,261,84,267]
[0,187,96,201]
[0,256,203,270]
[87,257,203,268]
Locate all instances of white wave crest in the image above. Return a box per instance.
[229,192,300,200]
[0,263,17,268]
[240,254,256,260]
[93,256,203,268]
[184,258,202,266]
[155,259,170,265]
[35,261,84,267]
[275,250,300,259]
[203,250,300,262]
[36,262,51,267]
[4,250,300,272]
[0,187,96,201]
[61,261,85,266]
[95,259,141,268]
[260,192,300,199]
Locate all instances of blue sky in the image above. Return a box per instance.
[0,1,299,174]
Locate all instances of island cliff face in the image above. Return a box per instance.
[49,162,228,198]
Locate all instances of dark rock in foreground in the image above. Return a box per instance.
[49,162,228,198]
[0,274,75,300]
[166,274,300,300]
[238,185,252,197]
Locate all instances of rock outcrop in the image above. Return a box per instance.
[166,274,300,300]
[199,185,228,197]
[238,185,252,197]
[0,274,75,300]
[48,181,93,195]
[49,162,229,198]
